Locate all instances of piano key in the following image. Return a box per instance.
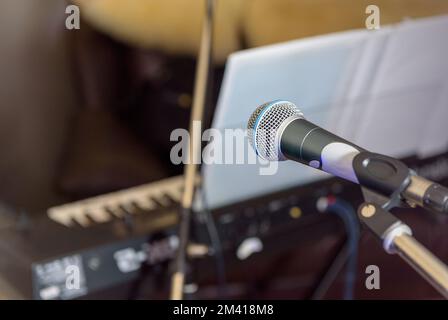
[86,208,111,223]
[132,198,156,211]
[105,206,125,219]
[148,196,166,208]
[71,210,91,227]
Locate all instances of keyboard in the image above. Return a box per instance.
[48,175,186,227]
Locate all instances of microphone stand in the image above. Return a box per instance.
[170,0,216,300]
[354,152,448,298]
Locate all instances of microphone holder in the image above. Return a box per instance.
[355,152,448,298]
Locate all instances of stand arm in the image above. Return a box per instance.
[394,234,448,298]
[358,203,448,299]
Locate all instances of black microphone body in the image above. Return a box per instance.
[280,117,364,173]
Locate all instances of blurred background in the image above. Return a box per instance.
[0,0,448,300]
[1,0,447,212]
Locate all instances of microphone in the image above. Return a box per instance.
[247,100,448,214]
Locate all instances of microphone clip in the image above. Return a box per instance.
[353,151,412,211]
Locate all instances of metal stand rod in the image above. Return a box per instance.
[393,234,448,299]
[359,202,448,299]
[170,0,216,300]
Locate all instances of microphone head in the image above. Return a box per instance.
[247,100,304,161]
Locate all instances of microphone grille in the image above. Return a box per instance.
[247,100,302,160]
